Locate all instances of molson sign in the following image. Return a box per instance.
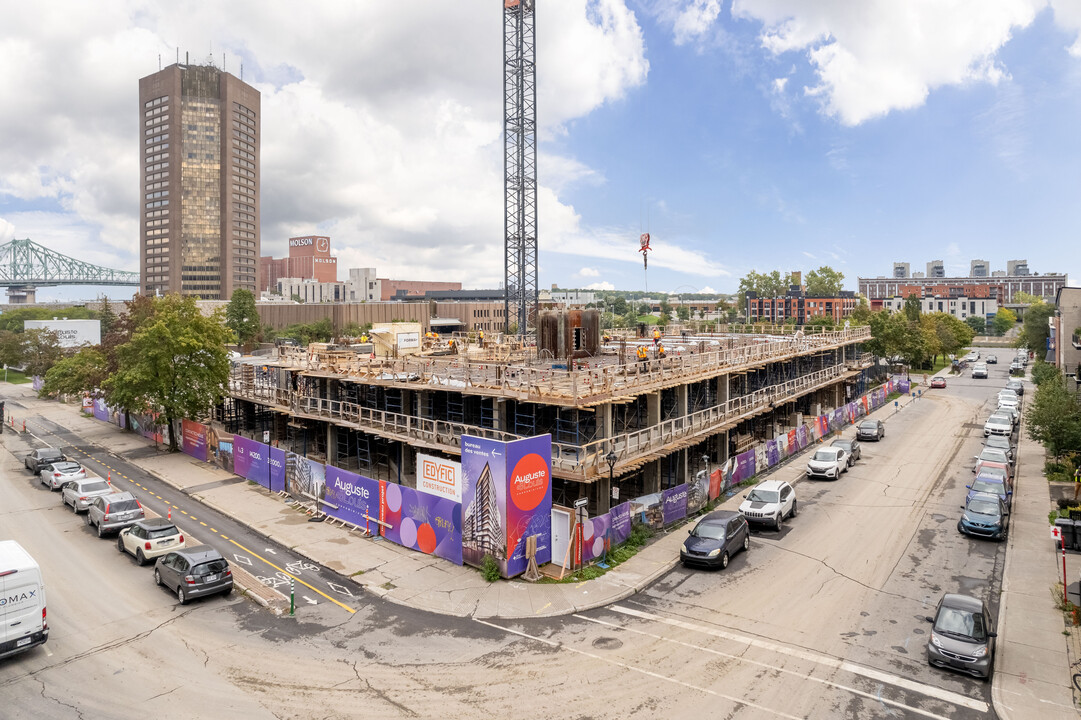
[461,434,552,578]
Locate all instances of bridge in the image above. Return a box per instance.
[0,238,140,304]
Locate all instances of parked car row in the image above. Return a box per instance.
[26,445,234,606]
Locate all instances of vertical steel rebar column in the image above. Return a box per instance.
[503,0,537,336]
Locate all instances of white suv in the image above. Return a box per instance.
[739,480,797,530]
[984,413,1012,437]
[806,446,848,480]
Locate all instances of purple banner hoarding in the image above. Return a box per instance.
[323,465,382,530]
[898,378,911,394]
[381,482,463,565]
[233,435,271,488]
[581,512,611,563]
[461,434,553,577]
[662,484,688,525]
[796,424,809,450]
[766,439,780,467]
[610,501,632,545]
[268,446,286,493]
[93,398,110,422]
[181,419,208,462]
[731,450,757,486]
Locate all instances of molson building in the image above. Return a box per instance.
[260,235,338,291]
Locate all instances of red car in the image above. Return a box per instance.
[930,376,947,388]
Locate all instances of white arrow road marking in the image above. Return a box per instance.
[327,582,353,597]
[232,554,252,566]
[302,595,318,605]
[265,548,277,555]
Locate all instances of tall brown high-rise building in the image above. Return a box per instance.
[139,61,260,299]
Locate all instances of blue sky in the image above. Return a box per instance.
[1,1,1079,303]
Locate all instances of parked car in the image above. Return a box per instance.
[680,510,750,570]
[930,376,947,389]
[38,461,86,490]
[995,402,1019,426]
[60,478,113,513]
[926,593,997,679]
[25,447,66,474]
[1005,378,1024,396]
[830,437,861,465]
[971,363,988,379]
[983,434,1015,462]
[118,518,186,565]
[985,354,997,364]
[153,546,233,604]
[967,476,1012,507]
[85,492,144,537]
[1009,361,1024,375]
[958,492,1010,541]
[973,447,1011,469]
[739,480,797,530]
[856,419,885,441]
[983,414,1012,437]
[806,446,848,480]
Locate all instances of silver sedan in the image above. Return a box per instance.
[60,478,113,512]
[39,461,87,490]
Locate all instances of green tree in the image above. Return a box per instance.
[1019,301,1054,354]
[0,330,23,369]
[0,306,96,334]
[804,266,845,296]
[676,305,691,321]
[1030,359,1060,387]
[865,311,908,359]
[1026,365,1081,458]
[964,316,986,335]
[97,296,119,338]
[610,295,628,316]
[991,307,1016,336]
[636,302,651,316]
[104,294,232,452]
[40,348,106,397]
[849,296,872,325]
[1014,291,1042,305]
[737,269,791,308]
[806,316,835,330]
[225,288,261,350]
[930,312,974,361]
[903,294,921,323]
[22,328,63,377]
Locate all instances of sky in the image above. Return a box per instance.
[1,0,1080,303]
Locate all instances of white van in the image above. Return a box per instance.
[0,541,48,659]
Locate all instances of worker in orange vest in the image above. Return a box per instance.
[652,328,661,346]
[636,345,648,363]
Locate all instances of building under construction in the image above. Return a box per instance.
[223,311,875,514]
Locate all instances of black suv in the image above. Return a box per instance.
[154,546,233,604]
[680,510,750,570]
[25,447,66,474]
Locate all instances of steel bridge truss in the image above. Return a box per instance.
[0,238,140,287]
[503,0,538,335]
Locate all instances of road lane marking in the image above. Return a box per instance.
[608,605,988,714]
[575,614,960,720]
[200,522,207,526]
[473,618,803,720]
[225,538,356,614]
[210,528,217,533]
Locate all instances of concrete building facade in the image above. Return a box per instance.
[139,61,260,299]
[260,236,338,291]
[746,291,858,325]
[860,260,1066,306]
[881,295,999,322]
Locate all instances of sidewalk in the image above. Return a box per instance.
[992,414,1080,719]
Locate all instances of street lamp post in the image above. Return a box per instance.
[602,448,617,568]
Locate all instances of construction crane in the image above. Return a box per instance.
[503,0,537,336]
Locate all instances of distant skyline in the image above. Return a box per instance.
[1,2,1079,304]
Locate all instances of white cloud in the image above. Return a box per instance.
[671,0,724,46]
[0,1,648,287]
[585,281,616,290]
[731,0,1045,125]
[699,285,717,294]
[578,267,600,277]
[801,251,816,259]
[1051,0,1081,56]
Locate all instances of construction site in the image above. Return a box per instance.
[224,312,876,514]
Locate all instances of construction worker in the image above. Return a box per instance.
[479,330,485,347]
[636,345,648,363]
[656,343,666,359]
[602,332,611,343]
[360,334,369,343]
[652,327,661,346]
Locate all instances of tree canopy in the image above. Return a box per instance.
[41,348,106,397]
[225,288,261,349]
[1019,301,1054,354]
[804,266,845,296]
[737,270,791,306]
[1026,363,1081,459]
[990,307,1016,337]
[104,294,232,451]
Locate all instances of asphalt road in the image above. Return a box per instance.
[0,358,1018,718]
[16,413,362,618]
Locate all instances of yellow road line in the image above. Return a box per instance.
[210,528,217,533]
[199,522,207,526]
[221,535,229,540]
[225,538,356,614]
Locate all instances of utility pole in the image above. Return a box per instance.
[503,0,537,336]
